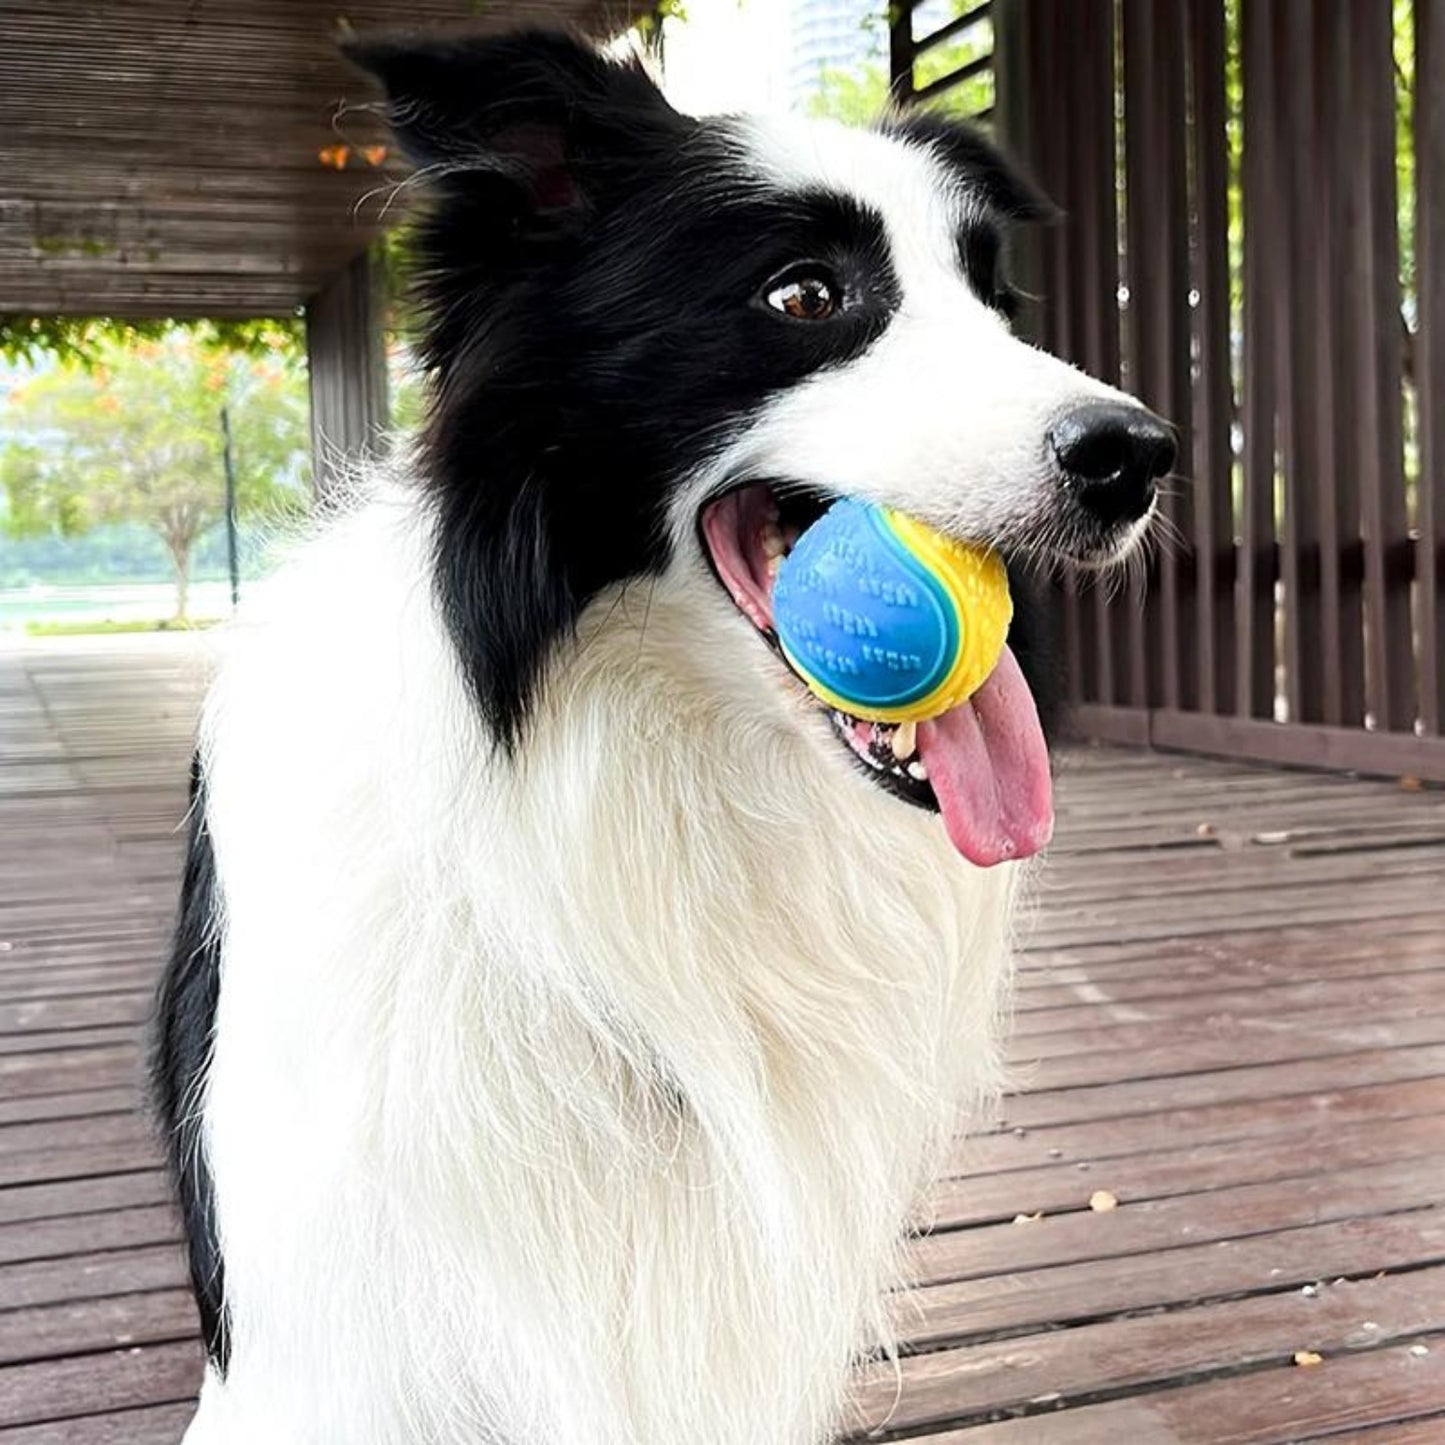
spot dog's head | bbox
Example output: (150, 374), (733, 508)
(351, 31), (1173, 865)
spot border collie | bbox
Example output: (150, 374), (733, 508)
(153, 30), (1172, 1444)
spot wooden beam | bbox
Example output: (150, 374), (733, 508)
(305, 250), (389, 496)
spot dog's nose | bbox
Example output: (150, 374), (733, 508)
(1048, 403), (1176, 528)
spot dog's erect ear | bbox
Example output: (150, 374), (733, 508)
(888, 113), (1057, 224)
(344, 30), (684, 216)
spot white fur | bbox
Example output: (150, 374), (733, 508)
(189, 476), (1018, 1444)
(179, 116), (1129, 1445)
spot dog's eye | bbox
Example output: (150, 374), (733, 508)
(764, 271), (841, 322)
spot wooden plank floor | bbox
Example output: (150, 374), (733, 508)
(3, 632), (1444, 1443)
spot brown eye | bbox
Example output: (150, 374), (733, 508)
(765, 273), (840, 321)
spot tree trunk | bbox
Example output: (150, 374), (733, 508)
(167, 541), (192, 623)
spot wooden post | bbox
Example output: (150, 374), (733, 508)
(1420, 0), (1445, 735)
(305, 248), (389, 497)
(1238, 0), (1279, 722)
(888, 2), (916, 105)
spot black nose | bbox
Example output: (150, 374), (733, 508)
(1048, 403), (1177, 529)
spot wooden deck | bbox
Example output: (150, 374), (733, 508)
(2, 632), (1443, 1443)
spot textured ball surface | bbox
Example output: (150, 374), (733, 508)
(772, 499), (1012, 723)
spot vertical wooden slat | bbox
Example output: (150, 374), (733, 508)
(1055, 0), (1088, 708)
(1237, 0), (1279, 720)
(888, 1), (916, 105)
(1352, 0), (1416, 733)
(1275, 0), (1325, 724)
(1122, 0), (1193, 711)
(1321, 4), (1367, 727)
(1307, 12), (1345, 726)
(1187, 0), (1234, 716)
(1111, 4), (1144, 712)
(1117, 0), (1150, 713)
(1420, 0), (1445, 734)
(1029, 0), (1105, 708)
(1077, 0), (1121, 390)
(1084, 0), (1120, 711)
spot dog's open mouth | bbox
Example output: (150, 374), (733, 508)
(700, 482), (1054, 867)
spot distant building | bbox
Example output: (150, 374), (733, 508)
(786, 0), (881, 110)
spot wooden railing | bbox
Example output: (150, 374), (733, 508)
(901, 0), (1444, 782)
(888, 0), (995, 118)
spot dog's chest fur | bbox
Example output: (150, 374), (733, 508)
(190, 486), (1019, 1443)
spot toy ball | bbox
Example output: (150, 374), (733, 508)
(772, 499), (1012, 724)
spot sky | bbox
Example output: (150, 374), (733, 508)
(658, 0), (798, 117)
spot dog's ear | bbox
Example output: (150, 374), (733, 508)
(887, 113), (1057, 224)
(345, 30), (685, 219)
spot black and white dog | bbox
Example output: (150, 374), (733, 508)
(154, 30), (1172, 1444)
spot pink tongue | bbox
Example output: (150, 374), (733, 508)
(916, 646), (1054, 867)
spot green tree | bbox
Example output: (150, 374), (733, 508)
(1, 332), (309, 619)
(803, 2), (994, 126)
(0, 316), (303, 370)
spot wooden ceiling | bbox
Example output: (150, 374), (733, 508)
(0, 0), (616, 319)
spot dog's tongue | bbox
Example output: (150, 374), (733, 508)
(916, 646), (1053, 867)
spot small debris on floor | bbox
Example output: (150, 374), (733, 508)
(1012, 1211), (1044, 1225)
(1088, 1189), (1118, 1212)
(1293, 1350), (1324, 1367)
(1195, 822), (1216, 837)
(1410, 1344), (1431, 1358)
(1301, 1283), (1320, 1298)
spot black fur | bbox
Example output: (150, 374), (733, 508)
(348, 31), (1034, 750)
(152, 756), (229, 1371)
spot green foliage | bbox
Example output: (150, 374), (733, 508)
(1395, 0), (1417, 308)
(911, 1), (995, 120)
(806, 65), (889, 126)
(1, 332), (309, 617)
(26, 616), (221, 637)
(0, 315), (303, 370)
(804, 1), (993, 127)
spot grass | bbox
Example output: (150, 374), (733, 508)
(24, 617), (222, 637)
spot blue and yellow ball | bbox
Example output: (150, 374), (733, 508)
(772, 499), (1012, 724)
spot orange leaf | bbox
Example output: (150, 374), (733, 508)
(318, 145), (350, 170)
(362, 145), (388, 166)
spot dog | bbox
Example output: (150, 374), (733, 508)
(152, 29), (1172, 1444)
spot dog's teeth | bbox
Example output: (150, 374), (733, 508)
(761, 523), (785, 560)
(907, 760), (928, 782)
(892, 721), (917, 761)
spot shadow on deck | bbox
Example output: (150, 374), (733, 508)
(2, 633), (1443, 1443)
